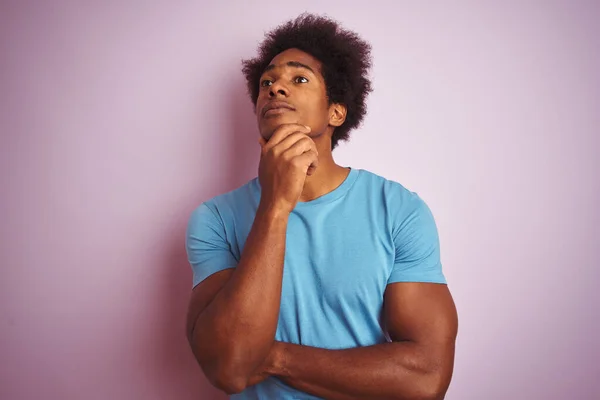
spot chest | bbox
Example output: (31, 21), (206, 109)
(281, 210), (395, 310)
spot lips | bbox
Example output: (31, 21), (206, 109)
(262, 101), (295, 117)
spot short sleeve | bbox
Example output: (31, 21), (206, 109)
(388, 197), (446, 285)
(185, 203), (238, 288)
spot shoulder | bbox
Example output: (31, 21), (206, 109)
(188, 177), (259, 230)
(353, 169), (438, 240)
(354, 169), (429, 211)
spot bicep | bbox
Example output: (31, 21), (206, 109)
(384, 283), (458, 395)
(186, 268), (234, 343)
(185, 202), (238, 341)
(384, 282), (458, 348)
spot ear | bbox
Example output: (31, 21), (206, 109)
(328, 103), (347, 127)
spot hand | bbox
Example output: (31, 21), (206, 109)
(258, 124), (319, 214)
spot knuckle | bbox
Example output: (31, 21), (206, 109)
(282, 151), (293, 162)
(271, 146), (283, 157)
(298, 137), (311, 148)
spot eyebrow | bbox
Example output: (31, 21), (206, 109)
(262, 61), (316, 75)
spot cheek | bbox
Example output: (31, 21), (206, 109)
(303, 94), (329, 119)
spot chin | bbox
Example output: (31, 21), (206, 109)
(260, 116), (302, 139)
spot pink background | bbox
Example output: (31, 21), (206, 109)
(1, 1), (599, 399)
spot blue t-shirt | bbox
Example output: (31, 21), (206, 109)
(185, 168), (446, 399)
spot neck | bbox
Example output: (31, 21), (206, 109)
(298, 135), (350, 203)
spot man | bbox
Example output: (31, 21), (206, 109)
(185, 13), (458, 400)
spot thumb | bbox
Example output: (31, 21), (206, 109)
(258, 136), (267, 147)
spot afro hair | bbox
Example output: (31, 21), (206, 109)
(242, 13), (373, 149)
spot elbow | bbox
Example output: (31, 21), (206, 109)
(205, 360), (250, 395)
(391, 370), (448, 400)
(190, 333), (270, 395)
(189, 337), (250, 394)
(211, 368), (247, 395)
(417, 372), (450, 400)
(421, 390), (446, 400)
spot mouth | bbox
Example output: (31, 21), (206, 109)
(262, 101), (295, 117)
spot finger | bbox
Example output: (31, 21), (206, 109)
(292, 150), (319, 172)
(265, 124), (310, 153)
(281, 136), (317, 159)
(264, 124), (311, 152)
(309, 156), (319, 170)
(308, 155), (319, 172)
(274, 133), (317, 156)
(258, 136), (267, 148)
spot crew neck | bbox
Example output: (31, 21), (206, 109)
(254, 168), (360, 209)
(296, 167), (359, 207)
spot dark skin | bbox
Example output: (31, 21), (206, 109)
(186, 48), (458, 399)
(256, 48), (351, 201)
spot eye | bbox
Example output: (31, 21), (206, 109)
(260, 79), (273, 87)
(294, 76), (309, 84)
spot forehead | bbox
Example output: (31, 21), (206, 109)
(266, 48), (323, 74)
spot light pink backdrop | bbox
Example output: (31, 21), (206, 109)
(1, 1), (598, 399)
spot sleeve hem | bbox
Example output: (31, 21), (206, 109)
(387, 272), (447, 285)
(192, 264), (236, 288)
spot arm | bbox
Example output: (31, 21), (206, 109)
(252, 194), (457, 398)
(254, 282), (458, 400)
(186, 204), (289, 394)
(186, 124), (318, 394)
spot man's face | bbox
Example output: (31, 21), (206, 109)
(256, 48), (331, 141)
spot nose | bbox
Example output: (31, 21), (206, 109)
(269, 80), (289, 98)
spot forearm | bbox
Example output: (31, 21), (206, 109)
(270, 341), (452, 400)
(192, 202), (289, 387)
